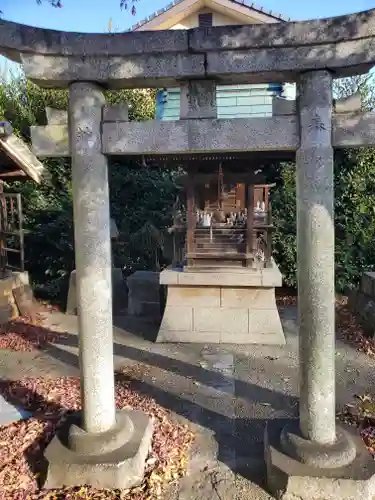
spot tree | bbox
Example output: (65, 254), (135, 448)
(2, 69), (375, 302)
(271, 73), (375, 291)
(1, 0), (138, 16)
(333, 73), (375, 111)
(40, 0), (138, 14)
(333, 73), (375, 289)
(37, 0), (63, 7)
(0, 72), (179, 304)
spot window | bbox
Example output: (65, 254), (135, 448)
(198, 13), (213, 28)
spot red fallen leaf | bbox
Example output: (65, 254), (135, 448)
(276, 292), (375, 361)
(276, 294), (297, 308)
(339, 394), (375, 458)
(335, 301), (375, 358)
(0, 376), (194, 499)
(0, 319), (66, 352)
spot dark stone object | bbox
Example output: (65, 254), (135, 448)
(348, 290), (375, 338)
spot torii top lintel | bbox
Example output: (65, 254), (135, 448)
(0, 9), (374, 88)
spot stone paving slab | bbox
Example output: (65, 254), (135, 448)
(0, 350), (79, 378)
(0, 394), (31, 425)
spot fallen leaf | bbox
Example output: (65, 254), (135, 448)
(0, 318), (64, 352)
(0, 375), (195, 499)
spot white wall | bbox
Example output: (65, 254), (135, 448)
(170, 7), (258, 29)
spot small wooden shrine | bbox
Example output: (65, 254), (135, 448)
(169, 157), (276, 271)
(152, 152), (285, 345)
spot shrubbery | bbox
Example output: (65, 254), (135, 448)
(1, 73), (375, 303)
(271, 150), (375, 290)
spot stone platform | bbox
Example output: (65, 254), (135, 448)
(44, 409), (153, 490)
(156, 261), (285, 344)
(265, 419), (375, 500)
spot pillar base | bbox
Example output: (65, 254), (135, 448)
(280, 420), (356, 469)
(265, 419), (375, 500)
(43, 409), (153, 490)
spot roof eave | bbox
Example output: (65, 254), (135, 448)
(131, 0), (289, 32)
(0, 135), (47, 184)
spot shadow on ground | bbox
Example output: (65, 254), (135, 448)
(39, 328), (298, 486)
(1, 300), (371, 496)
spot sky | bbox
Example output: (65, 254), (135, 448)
(1, 0), (375, 33)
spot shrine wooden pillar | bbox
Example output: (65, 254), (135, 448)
(265, 196), (273, 266)
(186, 167), (196, 267)
(0, 182), (6, 274)
(246, 183), (255, 268)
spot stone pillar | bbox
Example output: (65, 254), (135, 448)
(69, 82), (115, 434)
(296, 70), (336, 445)
(180, 80), (217, 120)
(265, 71), (375, 500)
(42, 83), (153, 490)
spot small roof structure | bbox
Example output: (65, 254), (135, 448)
(131, 0), (290, 31)
(0, 120), (46, 183)
(125, 151), (294, 168)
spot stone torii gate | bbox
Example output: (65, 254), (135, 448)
(2, 9), (375, 499)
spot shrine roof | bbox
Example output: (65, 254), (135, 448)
(123, 151), (295, 166)
(130, 0), (289, 32)
(0, 121), (46, 183)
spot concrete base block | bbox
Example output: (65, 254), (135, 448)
(156, 265), (285, 344)
(265, 419), (375, 500)
(66, 268), (127, 316)
(43, 409), (153, 490)
(157, 329), (286, 344)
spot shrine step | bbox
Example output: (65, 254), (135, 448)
(194, 249), (245, 255)
(188, 252), (249, 259)
(184, 264), (255, 272)
(194, 228), (245, 232)
(194, 232), (245, 238)
(194, 241), (245, 249)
